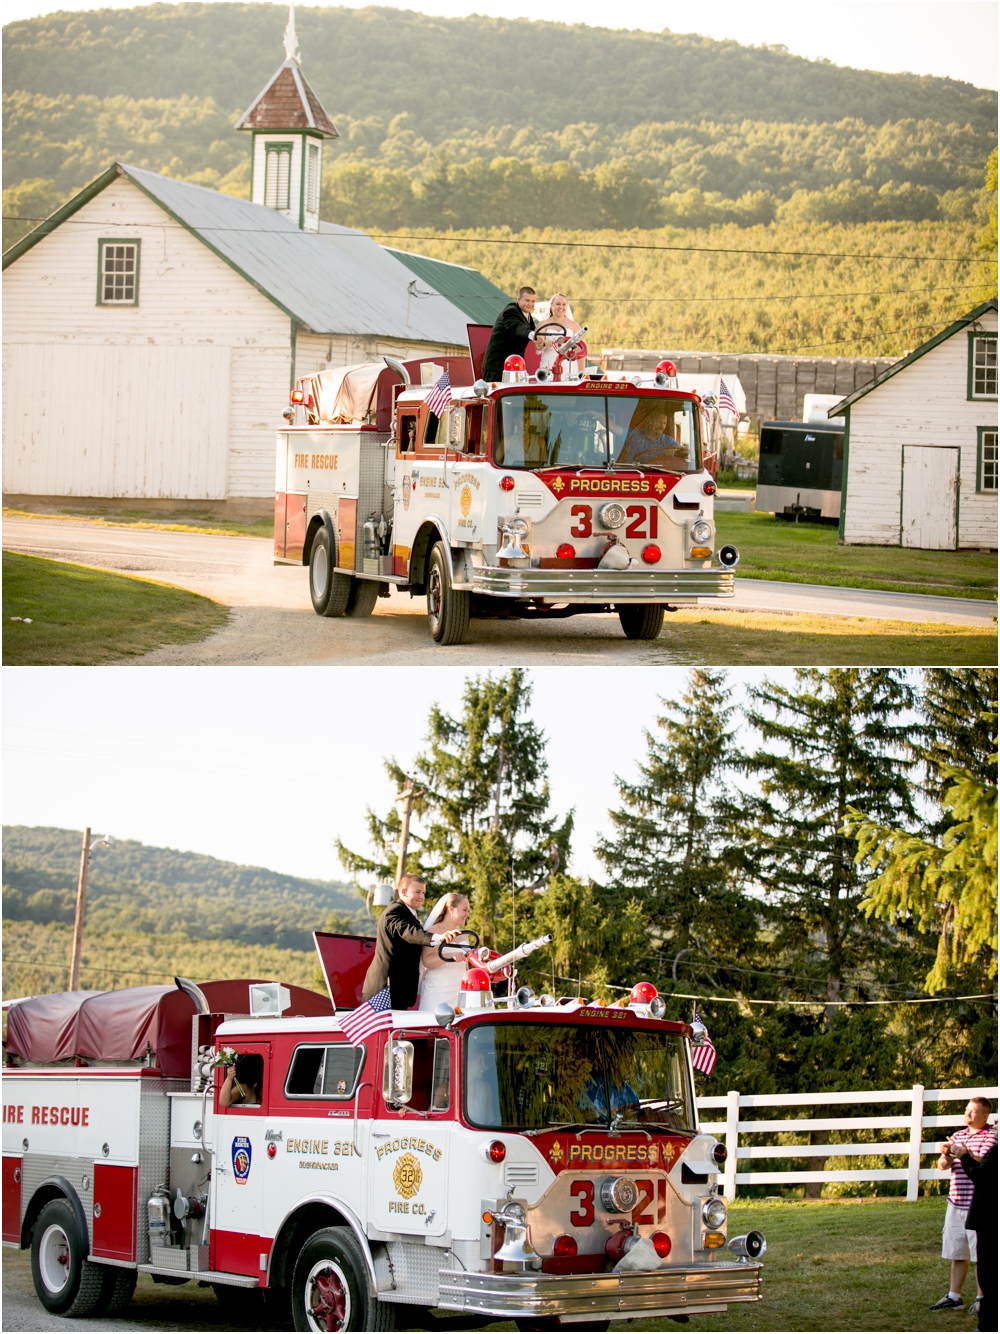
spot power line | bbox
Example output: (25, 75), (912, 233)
(3, 216), (993, 263)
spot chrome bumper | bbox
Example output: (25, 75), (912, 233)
(470, 566), (735, 602)
(437, 1261), (763, 1319)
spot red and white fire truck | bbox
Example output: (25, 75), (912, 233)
(274, 325), (741, 645)
(3, 936), (766, 1330)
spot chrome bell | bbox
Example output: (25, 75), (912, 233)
(494, 1208), (542, 1271)
(497, 519), (530, 568)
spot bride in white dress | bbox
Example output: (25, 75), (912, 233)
(417, 893), (471, 1011)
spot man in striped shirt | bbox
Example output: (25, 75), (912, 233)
(929, 1097), (997, 1315)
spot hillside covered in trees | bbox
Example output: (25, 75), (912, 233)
(3, 4), (996, 235)
(2, 825), (364, 952)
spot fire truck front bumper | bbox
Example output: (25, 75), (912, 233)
(437, 1261), (763, 1321)
(470, 566), (735, 602)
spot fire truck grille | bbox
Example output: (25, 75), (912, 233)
(472, 567), (736, 602)
(437, 1261), (763, 1317)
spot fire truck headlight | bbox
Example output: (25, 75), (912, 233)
(702, 1197), (728, 1229)
(598, 502), (627, 529)
(690, 520), (713, 544)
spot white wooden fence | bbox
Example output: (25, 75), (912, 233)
(696, 1085), (999, 1202)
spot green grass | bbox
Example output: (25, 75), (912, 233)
(613, 1198), (955, 1333)
(662, 610), (994, 666)
(718, 511), (998, 600)
(3, 505), (274, 538)
(2, 552), (228, 664)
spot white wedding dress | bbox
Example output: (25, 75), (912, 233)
(417, 958), (468, 1011)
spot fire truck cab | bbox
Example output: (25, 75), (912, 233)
(3, 952), (766, 1330)
(274, 332), (741, 645)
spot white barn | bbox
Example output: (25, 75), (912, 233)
(1, 24), (508, 511)
(834, 299), (997, 550)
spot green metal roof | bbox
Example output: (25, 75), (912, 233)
(385, 248), (511, 325)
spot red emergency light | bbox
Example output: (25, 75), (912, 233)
(641, 544), (661, 564)
(655, 360), (677, 377)
(504, 355), (526, 373)
(500, 475), (516, 492)
(629, 982), (658, 1004)
(702, 479), (717, 496)
(556, 543), (576, 559)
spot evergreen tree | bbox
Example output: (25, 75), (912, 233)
(337, 670), (573, 951)
(737, 669), (918, 1019)
(595, 669), (752, 978)
(915, 668), (997, 806)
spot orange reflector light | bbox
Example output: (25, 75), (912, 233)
(651, 1232), (672, 1258)
(500, 475), (516, 491)
(556, 543), (576, 559)
(482, 1211), (494, 1225)
(553, 1235), (578, 1257)
(691, 546), (712, 558)
(488, 1140), (506, 1163)
(704, 1232), (726, 1249)
(290, 389), (305, 403)
(641, 545), (661, 564)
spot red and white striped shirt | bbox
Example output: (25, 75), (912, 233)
(947, 1124), (998, 1208)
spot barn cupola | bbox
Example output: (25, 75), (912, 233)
(235, 3), (338, 232)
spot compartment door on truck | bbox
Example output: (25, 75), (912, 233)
(449, 404), (489, 544)
(211, 1042), (271, 1279)
(369, 1032), (453, 1238)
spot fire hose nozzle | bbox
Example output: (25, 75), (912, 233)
(485, 934), (553, 974)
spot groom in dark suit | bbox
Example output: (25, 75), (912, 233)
(362, 874), (462, 1009)
(482, 287), (537, 381)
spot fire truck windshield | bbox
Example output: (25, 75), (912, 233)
(494, 394), (700, 473)
(463, 1023), (695, 1134)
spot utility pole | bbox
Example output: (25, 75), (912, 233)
(69, 828), (113, 991)
(394, 779), (419, 887)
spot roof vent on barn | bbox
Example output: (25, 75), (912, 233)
(235, 2), (339, 233)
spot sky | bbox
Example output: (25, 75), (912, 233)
(2, 0), (997, 89)
(4, 665), (791, 888)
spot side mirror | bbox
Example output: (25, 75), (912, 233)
(383, 1040), (414, 1105)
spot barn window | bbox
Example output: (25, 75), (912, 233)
(306, 143), (321, 214)
(978, 428), (998, 493)
(968, 333), (997, 400)
(97, 240), (139, 306)
(264, 144), (293, 210)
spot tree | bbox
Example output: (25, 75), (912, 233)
(596, 669), (747, 980)
(736, 669), (918, 1021)
(337, 671), (573, 952)
(846, 695), (998, 993)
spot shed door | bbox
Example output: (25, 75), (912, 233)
(2, 344), (231, 499)
(901, 446), (958, 550)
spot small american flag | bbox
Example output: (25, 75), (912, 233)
(425, 370), (452, 419)
(717, 379), (738, 418)
(340, 986), (393, 1048)
(690, 1010), (718, 1077)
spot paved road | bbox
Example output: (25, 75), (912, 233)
(4, 517), (994, 666)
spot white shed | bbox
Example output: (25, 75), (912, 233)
(1, 24), (510, 510)
(834, 299), (997, 550)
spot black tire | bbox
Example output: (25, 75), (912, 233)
(345, 578), (379, 618)
(309, 527), (353, 617)
(618, 603), (665, 640)
(30, 1198), (106, 1316)
(95, 1264), (138, 1315)
(291, 1226), (394, 1333)
(426, 543), (470, 645)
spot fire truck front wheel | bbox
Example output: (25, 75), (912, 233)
(309, 528), (353, 617)
(291, 1226), (394, 1333)
(427, 543), (470, 645)
(30, 1198), (107, 1316)
(618, 603), (665, 640)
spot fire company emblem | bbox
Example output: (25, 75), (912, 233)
(232, 1136), (252, 1185)
(392, 1152), (422, 1199)
(460, 485), (472, 517)
(551, 477), (565, 493)
(548, 1141), (565, 1165)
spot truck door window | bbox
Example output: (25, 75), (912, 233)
(398, 414), (416, 454)
(466, 405), (485, 455)
(431, 1038), (451, 1110)
(384, 1033), (450, 1113)
(216, 1045), (269, 1115)
(422, 407), (464, 450)
(285, 1043), (365, 1099)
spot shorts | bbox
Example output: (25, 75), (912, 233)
(942, 1202), (978, 1261)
